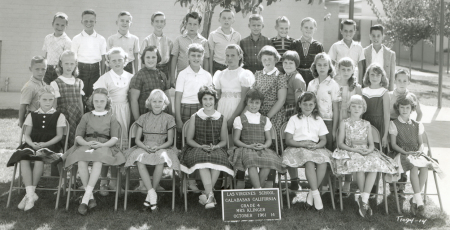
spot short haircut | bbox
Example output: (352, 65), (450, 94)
(197, 85), (218, 105)
(225, 44), (244, 66)
(257, 45), (281, 62)
(53, 12), (68, 24)
(395, 68), (411, 81)
(145, 89), (170, 110)
(336, 57), (357, 91)
(296, 91), (320, 120)
(276, 16), (290, 26)
(340, 19), (356, 30)
(88, 88), (112, 111)
(249, 14), (263, 23)
(244, 89), (265, 106)
(363, 63), (389, 88)
(180, 12), (202, 34)
(56, 50), (78, 77)
(301, 17), (317, 28)
(282, 51), (300, 68)
(30, 56), (47, 67)
(219, 9), (234, 17)
(81, 9), (96, 18)
(37, 85), (56, 99)
(151, 11), (165, 22)
(370, 24), (384, 35)
(140, 46), (162, 65)
(187, 43), (205, 55)
(310, 52), (335, 78)
(107, 47), (128, 61)
(118, 11), (132, 20)
(348, 94), (367, 114)
(394, 93), (417, 114)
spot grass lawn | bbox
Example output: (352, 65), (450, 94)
(0, 112), (449, 229)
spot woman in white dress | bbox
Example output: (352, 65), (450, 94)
(213, 44), (255, 129)
(93, 47), (134, 195)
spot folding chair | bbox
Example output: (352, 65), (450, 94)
(390, 131), (443, 214)
(65, 124), (123, 211)
(123, 122), (177, 211)
(6, 119), (70, 210)
(180, 119), (233, 212)
(335, 125), (388, 213)
(277, 122), (336, 210)
(230, 127), (284, 208)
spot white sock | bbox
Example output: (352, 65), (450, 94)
(90, 192), (94, 200)
(312, 189), (323, 210)
(149, 188), (157, 206)
(306, 190), (314, 205)
(414, 193), (424, 206)
(412, 195), (417, 204)
(361, 192), (370, 203)
(82, 185), (94, 204)
(25, 186), (33, 198)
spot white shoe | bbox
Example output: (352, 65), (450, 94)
(199, 193), (207, 205)
(205, 193), (216, 209)
(18, 195), (28, 210)
(24, 194), (37, 211)
(292, 194), (302, 204)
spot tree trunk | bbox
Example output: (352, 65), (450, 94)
(201, 2), (217, 39)
(409, 47), (413, 75)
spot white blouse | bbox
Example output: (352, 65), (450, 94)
(233, 111), (272, 131)
(284, 114), (329, 142)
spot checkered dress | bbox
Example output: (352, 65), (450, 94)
(228, 115), (286, 173)
(179, 114), (234, 175)
(55, 78), (83, 148)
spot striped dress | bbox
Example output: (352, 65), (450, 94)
(228, 114), (286, 174)
(179, 113), (234, 176)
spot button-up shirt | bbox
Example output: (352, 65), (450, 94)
(107, 31), (140, 63)
(172, 33), (210, 77)
(285, 114), (329, 142)
(71, 30), (107, 64)
(42, 32), (72, 65)
(328, 39), (365, 65)
(175, 66), (212, 104)
(307, 76), (340, 120)
(20, 76), (45, 112)
(371, 45), (384, 67)
(240, 34), (272, 73)
(208, 27), (241, 64)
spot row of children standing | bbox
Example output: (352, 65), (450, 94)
(10, 7), (440, 219)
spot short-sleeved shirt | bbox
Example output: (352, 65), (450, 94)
(285, 71), (306, 105)
(213, 67), (254, 91)
(107, 32), (140, 63)
(20, 76), (45, 112)
(141, 33), (173, 65)
(50, 76), (85, 98)
(175, 66), (212, 104)
(328, 40), (365, 65)
(389, 89), (419, 119)
(42, 32), (72, 65)
(307, 76), (340, 120)
(71, 30), (107, 64)
(233, 111), (272, 131)
(388, 116), (424, 136)
(129, 67), (170, 115)
(284, 114), (329, 142)
(208, 27), (241, 65)
(24, 108), (67, 127)
(172, 33), (210, 77)
(240, 34), (272, 73)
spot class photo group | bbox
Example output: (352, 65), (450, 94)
(7, 7), (442, 220)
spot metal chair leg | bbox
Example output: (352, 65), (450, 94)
(284, 173), (290, 209)
(433, 171), (443, 213)
(18, 163), (22, 195)
(172, 171), (176, 211)
(278, 173), (283, 209)
(114, 168), (120, 211)
(383, 175), (388, 214)
(393, 182), (402, 214)
(55, 166), (64, 210)
(124, 167), (129, 211)
(328, 175), (335, 210)
(184, 174), (188, 212)
(6, 164), (18, 208)
(338, 177), (343, 211)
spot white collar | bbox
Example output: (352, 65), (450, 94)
(339, 39), (358, 47)
(372, 45), (384, 54)
(216, 27), (236, 36)
(117, 31), (130, 38)
(35, 108), (56, 114)
(109, 70), (130, 86)
(52, 32), (68, 38)
(92, 110), (108, 116)
(81, 30), (98, 37)
(185, 65), (205, 75)
(196, 108), (221, 120)
(263, 68), (277, 75)
(244, 111), (261, 117)
(398, 116), (412, 124)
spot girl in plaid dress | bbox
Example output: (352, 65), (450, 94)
(389, 94), (441, 216)
(179, 86), (234, 209)
(228, 89), (285, 189)
(63, 88), (125, 215)
(7, 86), (66, 211)
(282, 92), (334, 212)
(50, 50), (84, 148)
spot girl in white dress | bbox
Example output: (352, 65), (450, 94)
(93, 47), (134, 195)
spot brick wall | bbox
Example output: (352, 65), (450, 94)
(0, 0), (337, 92)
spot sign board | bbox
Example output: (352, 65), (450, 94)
(221, 188), (281, 222)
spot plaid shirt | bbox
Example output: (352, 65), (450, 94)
(129, 67), (170, 115)
(240, 34), (271, 73)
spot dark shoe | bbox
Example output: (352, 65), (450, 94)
(358, 197), (367, 218)
(410, 198), (417, 215)
(88, 199), (97, 209)
(78, 203), (88, 215)
(290, 179), (300, 191)
(141, 201), (151, 212)
(304, 202), (313, 210)
(367, 203), (373, 216)
(315, 207), (324, 215)
(150, 204), (159, 212)
(417, 205), (425, 216)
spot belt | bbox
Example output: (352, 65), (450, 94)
(85, 132), (110, 139)
(298, 68), (310, 71)
(79, 62), (100, 66)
